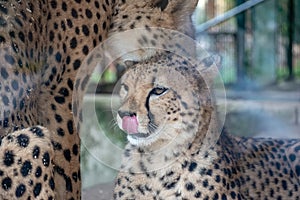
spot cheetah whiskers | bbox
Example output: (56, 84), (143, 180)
(148, 122), (158, 134)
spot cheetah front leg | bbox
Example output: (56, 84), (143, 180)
(0, 126), (55, 200)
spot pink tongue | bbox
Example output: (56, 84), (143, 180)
(122, 116), (139, 134)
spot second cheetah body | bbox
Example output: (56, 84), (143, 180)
(0, 0), (198, 199)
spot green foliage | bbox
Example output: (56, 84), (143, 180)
(276, 61), (300, 80)
(95, 103), (127, 148)
(90, 66), (118, 84)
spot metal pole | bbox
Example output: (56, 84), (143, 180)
(287, 0), (295, 80)
(236, 0), (246, 85)
(196, 0), (266, 32)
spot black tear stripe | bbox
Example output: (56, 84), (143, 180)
(145, 92), (156, 133)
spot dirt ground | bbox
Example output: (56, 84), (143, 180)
(83, 182), (114, 200)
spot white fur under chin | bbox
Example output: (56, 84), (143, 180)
(127, 131), (161, 146)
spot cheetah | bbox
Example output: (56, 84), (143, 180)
(114, 53), (300, 199)
(0, 0), (198, 199)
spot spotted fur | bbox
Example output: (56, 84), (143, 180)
(114, 53), (300, 199)
(0, 0), (198, 199)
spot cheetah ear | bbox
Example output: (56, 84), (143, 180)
(197, 54), (222, 85)
(160, 0), (199, 38)
(154, 0), (198, 13)
(153, 0), (169, 11)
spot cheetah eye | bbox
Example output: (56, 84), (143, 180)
(124, 60), (138, 67)
(119, 83), (129, 99)
(150, 87), (168, 96)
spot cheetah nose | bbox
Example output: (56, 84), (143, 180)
(118, 111), (136, 118)
(118, 111), (139, 134)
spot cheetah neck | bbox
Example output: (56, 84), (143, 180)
(120, 112), (222, 174)
(120, 135), (221, 175)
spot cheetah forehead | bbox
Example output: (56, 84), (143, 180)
(122, 54), (209, 92)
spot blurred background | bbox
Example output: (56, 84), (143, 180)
(81, 0), (300, 196)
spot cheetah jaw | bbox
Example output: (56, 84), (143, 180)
(127, 130), (161, 147)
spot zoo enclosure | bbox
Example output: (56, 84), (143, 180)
(195, 0), (300, 88)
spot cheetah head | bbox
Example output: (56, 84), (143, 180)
(116, 53), (221, 148)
